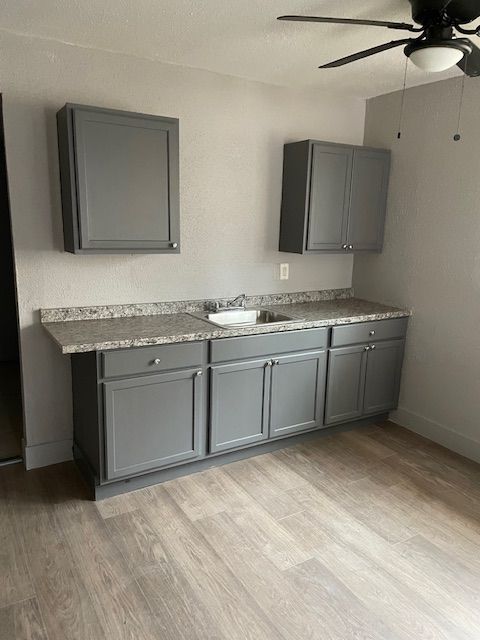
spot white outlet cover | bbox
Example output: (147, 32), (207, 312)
(279, 263), (289, 280)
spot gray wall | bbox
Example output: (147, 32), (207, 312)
(353, 76), (480, 463)
(0, 30), (366, 466)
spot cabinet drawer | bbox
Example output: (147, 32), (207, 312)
(210, 328), (328, 363)
(331, 317), (408, 347)
(101, 342), (204, 378)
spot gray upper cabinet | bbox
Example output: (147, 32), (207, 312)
(347, 149), (390, 251)
(269, 350), (327, 438)
(210, 359), (270, 453)
(103, 367), (203, 480)
(279, 140), (390, 254)
(307, 144), (352, 251)
(57, 104), (180, 254)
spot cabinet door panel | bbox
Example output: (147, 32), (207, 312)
(347, 149), (390, 251)
(307, 144), (353, 251)
(210, 359), (270, 453)
(60, 104), (180, 253)
(325, 345), (367, 425)
(269, 351), (327, 438)
(104, 369), (202, 480)
(364, 339), (405, 415)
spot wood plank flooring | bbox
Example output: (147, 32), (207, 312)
(1, 421), (480, 639)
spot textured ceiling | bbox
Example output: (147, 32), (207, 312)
(1, 0), (479, 98)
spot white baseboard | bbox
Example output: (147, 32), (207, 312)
(23, 438), (73, 470)
(391, 408), (480, 464)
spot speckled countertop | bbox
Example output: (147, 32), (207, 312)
(43, 298), (410, 354)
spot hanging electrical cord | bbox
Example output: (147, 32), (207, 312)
(454, 56), (468, 141)
(397, 56), (409, 139)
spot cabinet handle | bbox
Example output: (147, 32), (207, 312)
(369, 330), (376, 336)
(265, 360), (273, 367)
(274, 359), (280, 365)
(342, 244), (348, 250)
(370, 344), (376, 350)
(364, 346), (371, 351)
(171, 242), (178, 249)
(348, 244), (353, 250)
(196, 370), (203, 376)
(152, 358), (161, 365)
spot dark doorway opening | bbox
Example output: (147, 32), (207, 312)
(0, 95), (23, 464)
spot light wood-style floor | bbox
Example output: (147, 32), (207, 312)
(2, 421), (480, 640)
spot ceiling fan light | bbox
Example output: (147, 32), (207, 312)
(408, 46), (464, 72)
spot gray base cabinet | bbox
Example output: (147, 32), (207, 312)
(104, 368), (203, 480)
(324, 345), (367, 425)
(269, 351), (326, 438)
(279, 140), (390, 255)
(70, 319), (407, 499)
(325, 338), (405, 426)
(210, 359), (270, 453)
(363, 340), (405, 415)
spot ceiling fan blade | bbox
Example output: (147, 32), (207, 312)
(458, 41), (480, 75)
(319, 39), (414, 68)
(446, 0), (480, 23)
(277, 15), (420, 31)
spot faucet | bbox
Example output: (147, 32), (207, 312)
(213, 293), (247, 312)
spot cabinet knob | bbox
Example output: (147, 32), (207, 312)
(152, 358), (161, 365)
(196, 370), (203, 376)
(171, 242), (178, 249)
(364, 346), (370, 351)
(342, 244), (348, 250)
(274, 359), (280, 365)
(265, 360), (272, 367)
(348, 244), (353, 250)
(370, 344), (376, 350)
(369, 330), (375, 336)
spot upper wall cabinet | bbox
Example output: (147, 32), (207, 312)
(279, 140), (390, 254)
(57, 104), (180, 254)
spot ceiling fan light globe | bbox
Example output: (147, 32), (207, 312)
(408, 46), (464, 72)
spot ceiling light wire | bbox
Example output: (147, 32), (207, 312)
(397, 56), (409, 139)
(454, 56), (468, 141)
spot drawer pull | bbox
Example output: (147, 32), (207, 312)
(152, 358), (161, 365)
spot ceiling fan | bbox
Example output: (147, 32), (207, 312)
(278, 0), (480, 76)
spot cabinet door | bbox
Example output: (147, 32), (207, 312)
(104, 368), (202, 480)
(306, 144), (353, 251)
(210, 359), (270, 453)
(62, 104), (179, 253)
(269, 350), (327, 438)
(347, 148), (390, 251)
(364, 339), (405, 415)
(325, 345), (367, 425)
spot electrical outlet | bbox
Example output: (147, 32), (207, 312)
(279, 263), (289, 280)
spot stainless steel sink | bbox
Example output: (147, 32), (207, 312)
(190, 308), (302, 328)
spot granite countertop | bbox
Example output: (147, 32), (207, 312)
(43, 298), (410, 354)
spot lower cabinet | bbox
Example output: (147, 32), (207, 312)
(269, 351), (326, 438)
(210, 350), (327, 453)
(325, 339), (405, 425)
(209, 359), (270, 453)
(103, 367), (203, 479)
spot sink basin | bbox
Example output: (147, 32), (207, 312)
(191, 308), (302, 328)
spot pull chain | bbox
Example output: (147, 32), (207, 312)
(397, 56), (409, 140)
(454, 57), (467, 141)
